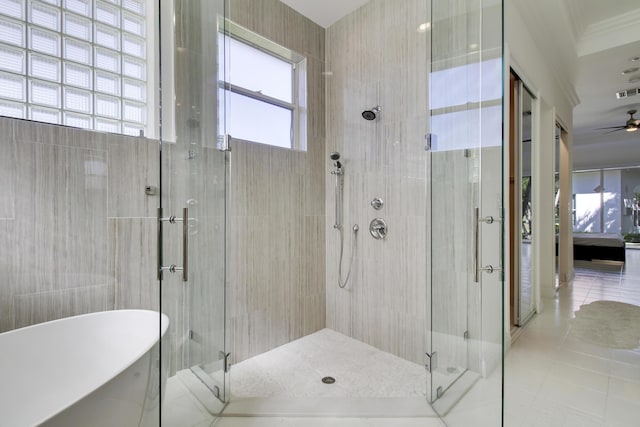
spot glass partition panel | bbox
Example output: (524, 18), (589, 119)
(159, 0), (229, 422)
(0, 1), (165, 425)
(428, 0), (503, 424)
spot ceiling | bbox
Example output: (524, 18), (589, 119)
(280, 0), (369, 28)
(282, 0), (640, 169)
(567, 0), (640, 169)
(564, 0), (640, 37)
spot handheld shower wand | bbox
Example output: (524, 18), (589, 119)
(329, 152), (358, 288)
(329, 152), (342, 228)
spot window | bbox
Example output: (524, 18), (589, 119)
(218, 20), (307, 150)
(572, 169), (622, 233)
(0, 0), (150, 136)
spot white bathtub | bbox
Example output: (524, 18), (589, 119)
(0, 310), (169, 427)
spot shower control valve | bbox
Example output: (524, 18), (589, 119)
(369, 218), (388, 240)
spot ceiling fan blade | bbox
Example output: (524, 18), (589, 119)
(595, 126), (626, 130)
(603, 128), (625, 134)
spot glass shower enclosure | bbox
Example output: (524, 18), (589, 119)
(157, 0), (230, 417)
(0, 0), (503, 424)
(428, 0), (504, 423)
(159, 0), (506, 423)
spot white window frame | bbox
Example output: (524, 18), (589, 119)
(218, 18), (307, 151)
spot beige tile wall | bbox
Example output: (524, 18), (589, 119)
(0, 117), (161, 334)
(0, 116), (195, 374)
(227, 0), (327, 363)
(325, 0), (430, 365)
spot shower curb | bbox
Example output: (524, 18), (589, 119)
(221, 397), (437, 418)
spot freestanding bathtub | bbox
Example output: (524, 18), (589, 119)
(0, 310), (169, 427)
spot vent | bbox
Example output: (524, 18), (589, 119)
(616, 88), (640, 99)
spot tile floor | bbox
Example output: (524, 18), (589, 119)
(499, 253), (640, 427)
(163, 251), (640, 427)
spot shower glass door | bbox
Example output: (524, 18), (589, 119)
(159, 0), (230, 419)
(428, 0), (504, 423)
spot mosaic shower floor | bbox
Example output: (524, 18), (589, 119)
(162, 329), (441, 426)
(230, 328), (427, 399)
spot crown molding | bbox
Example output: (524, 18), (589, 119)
(555, 69), (581, 109)
(560, 0), (584, 45)
(578, 8), (640, 56)
(511, 0), (580, 109)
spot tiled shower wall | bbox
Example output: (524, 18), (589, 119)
(0, 117), (160, 333)
(227, 0), (327, 363)
(0, 0), (326, 372)
(0, 116), (196, 374)
(325, 0), (430, 365)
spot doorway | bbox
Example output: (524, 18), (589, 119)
(509, 70), (536, 328)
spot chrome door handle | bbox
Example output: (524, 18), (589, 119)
(479, 215), (502, 224)
(474, 208), (503, 283)
(159, 207), (189, 282)
(479, 265), (503, 274)
(474, 208), (479, 282)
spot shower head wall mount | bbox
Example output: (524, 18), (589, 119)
(329, 151), (342, 170)
(362, 106), (381, 121)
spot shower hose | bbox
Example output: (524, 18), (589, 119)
(337, 224), (358, 288)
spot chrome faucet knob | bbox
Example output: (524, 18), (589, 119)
(371, 198), (384, 210)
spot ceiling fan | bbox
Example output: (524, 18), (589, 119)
(598, 110), (640, 134)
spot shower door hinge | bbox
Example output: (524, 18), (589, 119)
(217, 134), (232, 152)
(425, 352), (437, 373)
(220, 351), (232, 373)
(463, 330), (469, 341)
(425, 133), (437, 151)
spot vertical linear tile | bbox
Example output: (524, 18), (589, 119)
(13, 119), (107, 151)
(304, 215), (326, 297)
(225, 0), (327, 363)
(14, 137), (109, 295)
(0, 117), (16, 219)
(304, 137), (326, 216)
(110, 218), (158, 311)
(326, 0), (430, 365)
(188, 214), (227, 365)
(0, 220), (16, 332)
(1, 118), (119, 334)
(13, 284), (111, 329)
(0, 119), (15, 332)
(107, 136), (159, 218)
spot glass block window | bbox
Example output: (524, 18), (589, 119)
(0, 0), (148, 135)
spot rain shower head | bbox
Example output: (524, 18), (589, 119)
(362, 106), (381, 121)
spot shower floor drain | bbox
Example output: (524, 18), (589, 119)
(321, 376), (336, 384)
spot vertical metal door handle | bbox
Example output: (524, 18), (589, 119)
(182, 207), (188, 282)
(474, 207), (479, 283)
(158, 206), (189, 282)
(474, 209), (503, 283)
